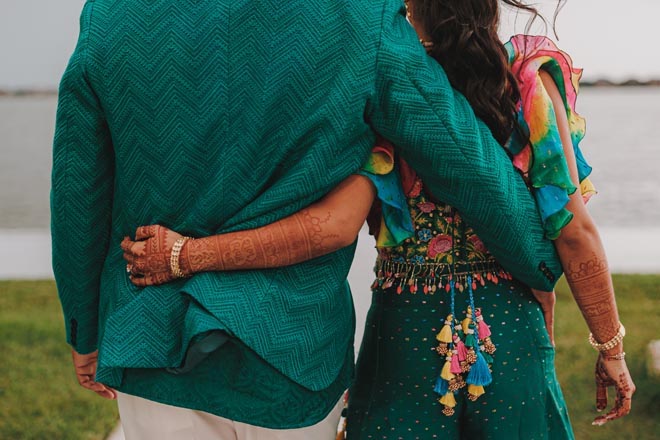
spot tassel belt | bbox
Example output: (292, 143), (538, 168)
(372, 256), (511, 416)
(372, 257), (512, 295)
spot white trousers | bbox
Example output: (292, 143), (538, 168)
(117, 392), (344, 440)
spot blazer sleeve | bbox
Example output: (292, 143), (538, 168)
(51, 2), (114, 354)
(367, 0), (561, 291)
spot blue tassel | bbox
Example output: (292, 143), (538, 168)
(434, 375), (449, 396)
(467, 351), (492, 386)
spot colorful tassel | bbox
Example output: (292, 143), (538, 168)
(483, 337), (496, 354)
(467, 351), (493, 387)
(439, 391), (457, 416)
(461, 307), (472, 334)
(480, 349), (494, 365)
(467, 384), (485, 401)
(448, 375), (466, 392)
(436, 343), (449, 356)
(440, 356), (455, 381)
(434, 375), (449, 396)
(450, 350), (462, 374)
(475, 308), (492, 339)
(453, 335), (468, 361)
(464, 328), (477, 348)
(436, 315), (454, 343)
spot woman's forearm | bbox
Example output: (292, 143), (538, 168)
(180, 174), (375, 272)
(540, 70), (622, 355)
(181, 209), (340, 271)
(555, 223), (621, 354)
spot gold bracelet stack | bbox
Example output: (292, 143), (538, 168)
(170, 237), (191, 278)
(588, 323), (625, 352)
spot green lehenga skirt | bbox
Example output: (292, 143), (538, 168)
(346, 277), (574, 440)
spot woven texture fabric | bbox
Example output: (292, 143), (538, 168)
(51, 0), (561, 405)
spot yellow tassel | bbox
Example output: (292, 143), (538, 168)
(439, 391), (457, 408)
(461, 307), (472, 334)
(467, 384), (485, 401)
(440, 357), (455, 381)
(436, 314), (454, 343)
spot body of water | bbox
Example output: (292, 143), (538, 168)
(1, 89), (659, 281)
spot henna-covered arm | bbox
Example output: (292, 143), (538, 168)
(540, 71), (621, 351)
(121, 174), (376, 286)
(541, 71), (634, 424)
(182, 175), (375, 273)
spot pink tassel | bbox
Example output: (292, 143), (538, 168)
(453, 335), (468, 362)
(450, 350), (462, 374)
(475, 309), (492, 339)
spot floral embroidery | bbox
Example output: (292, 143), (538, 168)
(408, 179), (422, 198)
(428, 234), (453, 258)
(410, 255), (426, 265)
(417, 201), (436, 213)
(468, 235), (487, 253)
(417, 228), (432, 242)
(379, 185), (493, 266)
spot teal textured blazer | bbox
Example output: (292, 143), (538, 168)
(52, 0), (561, 398)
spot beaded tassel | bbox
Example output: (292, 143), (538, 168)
(439, 391), (457, 416)
(467, 384), (485, 401)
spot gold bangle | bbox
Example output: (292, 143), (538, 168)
(170, 237), (191, 278)
(601, 351), (626, 361)
(588, 323), (625, 352)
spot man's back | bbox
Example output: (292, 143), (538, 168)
(94, 0), (378, 231)
(53, 0), (389, 409)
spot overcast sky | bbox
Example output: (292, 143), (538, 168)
(2, 0), (659, 89)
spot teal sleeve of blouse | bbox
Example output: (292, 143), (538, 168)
(368, 0), (561, 291)
(51, 2), (114, 354)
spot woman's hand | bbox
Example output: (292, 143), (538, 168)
(531, 289), (556, 346)
(121, 225), (184, 287)
(592, 354), (635, 426)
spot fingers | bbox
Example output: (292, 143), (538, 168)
(130, 274), (151, 287)
(595, 378), (608, 412)
(130, 272), (173, 287)
(78, 375), (117, 400)
(71, 349), (117, 400)
(594, 358), (611, 411)
(592, 358), (636, 425)
(121, 237), (146, 258)
(135, 225), (159, 241)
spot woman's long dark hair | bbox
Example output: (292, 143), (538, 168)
(409, 0), (563, 145)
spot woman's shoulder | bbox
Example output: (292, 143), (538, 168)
(504, 35), (582, 101)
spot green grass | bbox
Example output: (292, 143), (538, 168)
(0, 281), (118, 440)
(553, 275), (660, 440)
(1, 277), (658, 439)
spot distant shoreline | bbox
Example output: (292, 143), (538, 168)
(2, 79), (660, 97)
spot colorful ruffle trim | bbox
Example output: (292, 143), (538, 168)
(359, 141), (415, 247)
(505, 35), (595, 240)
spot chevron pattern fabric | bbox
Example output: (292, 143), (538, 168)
(51, 0), (561, 421)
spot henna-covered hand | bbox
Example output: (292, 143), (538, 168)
(121, 224), (184, 287)
(592, 355), (635, 426)
(120, 175), (375, 287)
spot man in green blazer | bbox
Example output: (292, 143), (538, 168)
(52, 0), (561, 436)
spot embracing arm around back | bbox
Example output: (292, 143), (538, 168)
(540, 70), (634, 424)
(122, 175), (375, 286)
